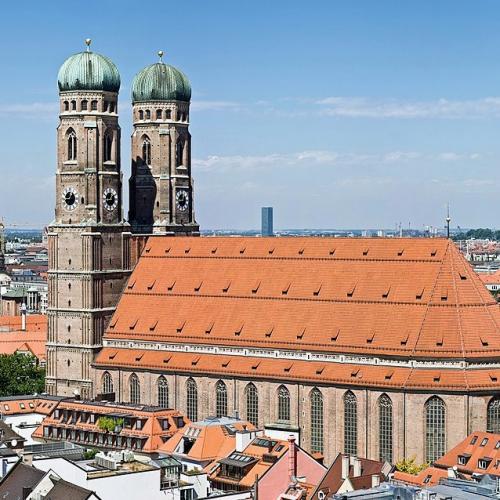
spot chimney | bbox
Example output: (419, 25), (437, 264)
(371, 474), (380, 488)
(288, 435), (297, 480)
(353, 457), (361, 477)
(21, 303), (27, 332)
(341, 455), (350, 479)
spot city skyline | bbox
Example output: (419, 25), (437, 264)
(1, 0), (500, 229)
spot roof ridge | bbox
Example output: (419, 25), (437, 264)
(410, 248), (447, 359)
(447, 241), (467, 363)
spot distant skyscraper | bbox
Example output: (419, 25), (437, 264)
(261, 207), (273, 237)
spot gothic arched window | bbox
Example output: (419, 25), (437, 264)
(129, 373), (140, 404)
(487, 397), (500, 433)
(104, 134), (113, 162)
(378, 394), (393, 463)
(310, 388), (324, 453)
(245, 383), (258, 427)
(425, 396), (446, 463)
(277, 385), (290, 422)
(102, 372), (113, 395)
(216, 380), (228, 418)
(67, 129), (77, 161)
(71, 100), (76, 110)
(186, 378), (198, 421)
(91, 100), (98, 111)
(344, 391), (358, 455)
(157, 376), (169, 408)
(63, 101), (69, 111)
(81, 99), (88, 111)
(142, 136), (151, 165)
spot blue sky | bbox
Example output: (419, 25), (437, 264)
(1, 0), (500, 229)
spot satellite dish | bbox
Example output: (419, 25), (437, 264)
(11, 439), (17, 448)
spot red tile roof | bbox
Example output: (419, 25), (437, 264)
(0, 315), (47, 361)
(394, 431), (500, 486)
(100, 237), (499, 361)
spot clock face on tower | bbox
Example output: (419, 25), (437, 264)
(62, 187), (78, 211)
(103, 188), (118, 211)
(176, 189), (189, 212)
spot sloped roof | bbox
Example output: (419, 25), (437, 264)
(101, 237), (500, 362)
(0, 314), (47, 361)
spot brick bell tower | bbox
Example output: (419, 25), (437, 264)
(129, 51), (199, 235)
(46, 40), (132, 398)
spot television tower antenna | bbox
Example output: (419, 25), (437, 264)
(446, 203), (451, 239)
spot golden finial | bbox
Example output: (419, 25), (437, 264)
(85, 38), (92, 51)
(158, 50), (164, 62)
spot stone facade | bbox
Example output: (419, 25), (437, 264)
(46, 88), (131, 398)
(128, 100), (199, 235)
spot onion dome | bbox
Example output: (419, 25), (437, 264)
(132, 51), (191, 103)
(57, 39), (120, 93)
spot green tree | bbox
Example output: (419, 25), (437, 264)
(395, 456), (428, 475)
(0, 354), (45, 397)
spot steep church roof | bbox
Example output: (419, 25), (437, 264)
(95, 237), (500, 391)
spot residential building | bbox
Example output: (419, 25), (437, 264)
(33, 399), (188, 454)
(0, 314), (47, 366)
(0, 461), (100, 500)
(311, 454), (392, 498)
(394, 431), (500, 487)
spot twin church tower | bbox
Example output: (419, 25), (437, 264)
(46, 41), (198, 397)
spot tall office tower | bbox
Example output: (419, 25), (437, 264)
(261, 207), (274, 237)
(46, 41), (132, 398)
(129, 52), (199, 235)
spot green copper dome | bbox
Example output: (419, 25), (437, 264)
(132, 62), (191, 103)
(58, 51), (121, 93)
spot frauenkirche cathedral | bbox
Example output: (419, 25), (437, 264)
(47, 42), (500, 466)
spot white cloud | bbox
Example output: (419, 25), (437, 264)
(193, 149), (481, 172)
(315, 97), (500, 119)
(0, 102), (57, 116)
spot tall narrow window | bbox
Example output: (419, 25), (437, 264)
(344, 391), (358, 455)
(139, 110), (144, 120)
(145, 109), (151, 120)
(81, 99), (88, 111)
(488, 397), (500, 433)
(142, 136), (151, 165)
(156, 109), (162, 120)
(277, 385), (290, 422)
(379, 394), (393, 463)
(186, 378), (198, 421)
(67, 130), (77, 161)
(425, 396), (446, 463)
(216, 380), (228, 418)
(129, 373), (140, 404)
(104, 134), (113, 162)
(176, 140), (183, 167)
(63, 101), (69, 111)
(157, 376), (169, 408)
(71, 100), (76, 111)
(91, 100), (98, 111)
(310, 388), (324, 454)
(166, 109), (172, 119)
(102, 372), (113, 394)
(246, 383), (259, 427)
